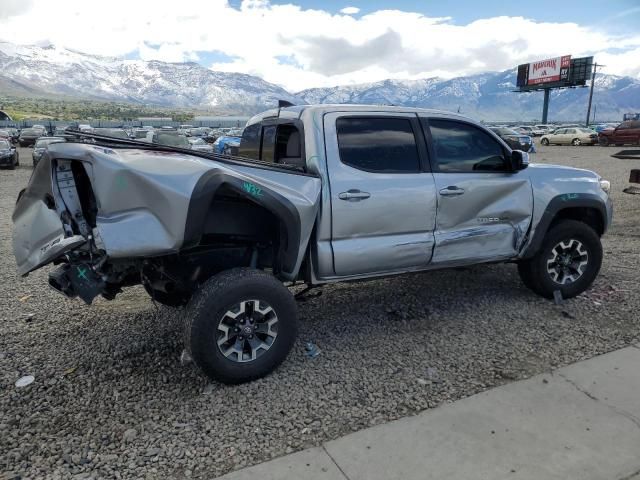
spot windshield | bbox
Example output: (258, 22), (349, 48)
(0, 140), (10, 149)
(35, 138), (65, 148)
(190, 138), (206, 145)
(21, 128), (40, 135)
(154, 132), (190, 147)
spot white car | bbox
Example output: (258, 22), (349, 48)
(188, 137), (214, 153)
(540, 127), (598, 146)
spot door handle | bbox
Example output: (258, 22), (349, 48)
(338, 189), (371, 201)
(439, 186), (465, 196)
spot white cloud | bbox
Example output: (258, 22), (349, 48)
(340, 6), (360, 15)
(0, 0), (638, 92)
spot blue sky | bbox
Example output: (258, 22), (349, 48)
(1, 0), (639, 91)
(265, 0), (640, 34)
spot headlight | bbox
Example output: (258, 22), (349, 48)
(599, 179), (611, 194)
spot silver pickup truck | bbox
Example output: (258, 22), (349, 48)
(13, 105), (613, 383)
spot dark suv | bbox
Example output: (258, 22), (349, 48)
(598, 121), (640, 146)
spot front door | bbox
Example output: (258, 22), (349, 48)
(423, 118), (533, 265)
(324, 112), (437, 277)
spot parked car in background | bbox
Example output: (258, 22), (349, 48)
(213, 135), (241, 155)
(489, 127), (535, 153)
(145, 130), (191, 148)
(514, 126), (542, 137)
(132, 128), (151, 140)
(187, 127), (211, 138)
(598, 120), (640, 146)
(0, 130), (12, 142)
(78, 124), (93, 133)
(18, 128), (44, 147)
(188, 137), (214, 153)
(32, 137), (67, 167)
(540, 128), (598, 146)
(0, 139), (19, 169)
(53, 126), (70, 137)
(3, 128), (20, 143)
(93, 128), (130, 140)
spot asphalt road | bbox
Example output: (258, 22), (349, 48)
(1, 143), (639, 479)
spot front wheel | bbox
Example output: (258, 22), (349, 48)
(518, 220), (602, 299)
(184, 268), (298, 384)
(571, 138), (581, 146)
(599, 137), (609, 146)
(541, 138), (549, 146)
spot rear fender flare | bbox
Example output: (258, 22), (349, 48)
(183, 171), (301, 277)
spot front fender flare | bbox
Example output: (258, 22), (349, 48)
(519, 193), (608, 259)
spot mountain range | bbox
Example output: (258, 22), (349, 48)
(1, 41), (639, 121)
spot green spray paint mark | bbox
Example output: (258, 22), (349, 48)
(243, 181), (263, 197)
(561, 193), (579, 201)
(76, 266), (88, 281)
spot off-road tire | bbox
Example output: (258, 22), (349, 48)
(541, 138), (550, 146)
(144, 284), (190, 307)
(184, 268), (298, 384)
(518, 220), (602, 299)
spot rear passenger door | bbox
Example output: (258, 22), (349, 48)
(423, 118), (533, 265)
(324, 112), (437, 277)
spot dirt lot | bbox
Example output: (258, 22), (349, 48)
(1, 143), (640, 479)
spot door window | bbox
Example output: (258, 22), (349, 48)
(336, 117), (420, 173)
(427, 119), (508, 173)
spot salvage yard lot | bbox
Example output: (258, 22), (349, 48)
(2, 144), (640, 479)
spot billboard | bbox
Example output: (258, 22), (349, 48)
(527, 55), (571, 85)
(516, 56), (592, 91)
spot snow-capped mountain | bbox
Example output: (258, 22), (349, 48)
(0, 42), (300, 114)
(1, 41), (639, 121)
(297, 71), (640, 121)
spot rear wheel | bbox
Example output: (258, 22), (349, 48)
(518, 220), (602, 299)
(571, 138), (581, 146)
(599, 137), (609, 146)
(184, 268), (297, 384)
(541, 138), (549, 146)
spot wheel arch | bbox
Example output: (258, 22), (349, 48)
(520, 194), (607, 259)
(183, 171), (302, 278)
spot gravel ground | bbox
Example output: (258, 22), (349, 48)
(1, 144), (640, 479)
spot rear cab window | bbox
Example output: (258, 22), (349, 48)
(239, 121), (304, 169)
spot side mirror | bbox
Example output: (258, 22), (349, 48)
(510, 150), (529, 171)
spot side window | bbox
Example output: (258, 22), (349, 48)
(336, 117), (420, 173)
(260, 126), (276, 162)
(555, 129), (566, 134)
(238, 123), (260, 160)
(566, 129), (576, 134)
(274, 124), (303, 168)
(427, 119), (507, 173)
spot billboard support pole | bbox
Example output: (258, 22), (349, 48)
(542, 88), (550, 124)
(585, 62), (600, 127)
